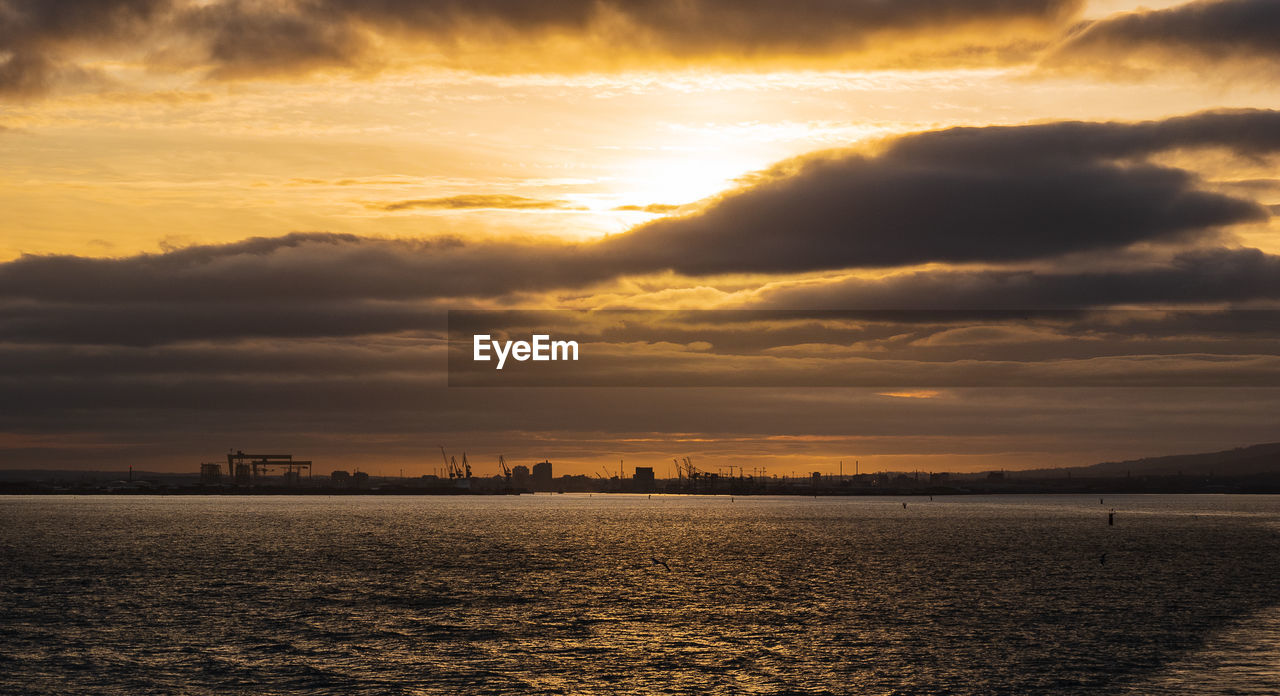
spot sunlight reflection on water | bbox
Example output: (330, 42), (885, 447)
(2, 494), (1279, 695)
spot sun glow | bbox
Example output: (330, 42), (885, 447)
(612, 153), (766, 209)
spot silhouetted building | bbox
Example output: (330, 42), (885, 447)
(352, 471), (369, 489)
(633, 466), (655, 491)
(331, 470), (351, 485)
(532, 460), (553, 491)
(512, 465), (531, 489)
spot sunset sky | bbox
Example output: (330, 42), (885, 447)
(2, 0), (1279, 475)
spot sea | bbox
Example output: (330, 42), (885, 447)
(2, 494), (1279, 695)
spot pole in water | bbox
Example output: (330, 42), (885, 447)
(1108, 510), (1115, 526)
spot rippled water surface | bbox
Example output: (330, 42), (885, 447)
(3, 494), (1280, 694)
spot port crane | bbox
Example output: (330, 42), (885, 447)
(439, 446), (470, 480)
(673, 456), (703, 481)
(497, 455), (512, 483)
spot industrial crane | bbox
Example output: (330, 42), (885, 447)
(439, 446), (470, 479)
(440, 446), (455, 479)
(497, 455), (512, 483)
(670, 456), (703, 481)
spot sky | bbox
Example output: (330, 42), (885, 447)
(2, 0), (1279, 476)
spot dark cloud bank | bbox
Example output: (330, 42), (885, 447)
(4, 110), (1280, 467)
(1046, 0), (1280, 74)
(3, 109), (1277, 318)
(8, 0), (1280, 97)
(9, 0), (1280, 97)
(1, 0), (1083, 94)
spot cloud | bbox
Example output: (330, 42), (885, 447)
(179, 0), (1087, 75)
(0, 0), (168, 95)
(1, 110), (1277, 330)
(374, 195), (585, 212)
(594, 110), (1277, 275)
(8, 241), (1279, 349)
(878, 390), (943, 399)
(909, 324), (1082, 347)
(613, 203), (685, 215)
(752, 247), (1280, 309)
(600, 158), (1260, 275)
(877, 108), (1280, 165)
(8, 1), (1275, 96)
(0, 232), (619, 307)
(440, 306), (1280, 389)
(3, 238), (1278, 467)
(0, 51), (57, 96)
(1043, 0), (1280, 77)
(3, 0), (1086, 95)
(181, 1), (365, 79)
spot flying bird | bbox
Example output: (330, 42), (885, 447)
(651, 556), (671, 571)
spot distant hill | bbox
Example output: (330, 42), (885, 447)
(1021, 442), (1280, 479)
